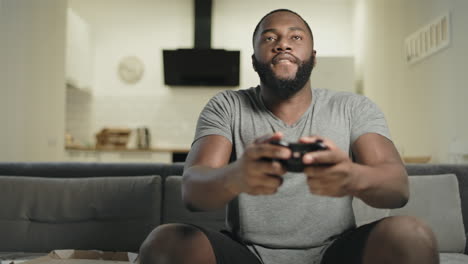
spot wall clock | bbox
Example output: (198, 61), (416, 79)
(118, 56), (144, 84)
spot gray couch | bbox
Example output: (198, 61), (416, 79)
(0, 162), (467, 263)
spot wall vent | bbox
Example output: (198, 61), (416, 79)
(404, 12), (450, 64)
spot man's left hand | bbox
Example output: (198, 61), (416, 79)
(300, 136), (358, 197)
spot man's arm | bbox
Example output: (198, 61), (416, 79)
(182, 133), (290, 211)
(349, 133), (409, 208)
(302, 133), (409, 209)
(182, 135), (237, 211)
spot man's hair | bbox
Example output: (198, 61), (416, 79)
(252, 9), (314, 47)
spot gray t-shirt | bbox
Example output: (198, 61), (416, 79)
(193, 86), (391, 264)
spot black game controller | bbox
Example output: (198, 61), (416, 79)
(269, 140), (328, 172)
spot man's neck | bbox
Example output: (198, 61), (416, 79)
(260, 81), (313, 126)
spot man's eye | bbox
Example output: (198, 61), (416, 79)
(292, 36), (303, 40)
(265, 36), (276, 41)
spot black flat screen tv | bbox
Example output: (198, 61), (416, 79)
(163, 49), (240, 86)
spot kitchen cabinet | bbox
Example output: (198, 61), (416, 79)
(66, 8), (93, 92)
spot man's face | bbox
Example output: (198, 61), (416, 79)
(252, 11), (316, 98)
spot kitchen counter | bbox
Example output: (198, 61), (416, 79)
(65, 146), (190, 153)
(65, 146), (190, 163)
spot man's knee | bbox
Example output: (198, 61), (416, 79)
(363, 216), (439, 263)
(370, 215), (439, 254)
(139, 223), (215, 264)
(380, 216), (436, 244)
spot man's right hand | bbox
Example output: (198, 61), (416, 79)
(183, 132), (290, 211)
(225, 132), (291, 196)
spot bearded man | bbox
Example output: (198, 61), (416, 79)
(139, 9), (439, 264)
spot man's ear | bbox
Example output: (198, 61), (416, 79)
(312, 50), (317, 68)
(252, 54), (258, 72)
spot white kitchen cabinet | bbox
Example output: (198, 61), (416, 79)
(66, 8), (93, 92)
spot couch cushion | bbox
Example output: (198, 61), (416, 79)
(406, 164), (468, 248)
(440, 253), (468, 264)
(391, 174), (466, 253)
(0, 175), (162, 252)
(163, 176), (226, 231)
(352, 199), (390, 227)
(353, 174), (466, 253)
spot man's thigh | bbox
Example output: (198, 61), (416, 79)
(193, 225), (262, 264)
(321, 220), (381, 264)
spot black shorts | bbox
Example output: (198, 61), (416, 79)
(194, 220), (381, 264)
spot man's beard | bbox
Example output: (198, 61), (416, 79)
(253, 54), (315, 99)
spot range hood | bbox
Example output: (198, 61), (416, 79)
(163, 0), (240, 86)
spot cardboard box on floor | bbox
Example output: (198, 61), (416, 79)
(19, 250), (138, 264)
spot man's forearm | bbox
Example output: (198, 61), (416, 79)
(351, 162), (409, 209)
(182, 164), (240, 211)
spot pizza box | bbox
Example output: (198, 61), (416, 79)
(7, 250), (138, 264)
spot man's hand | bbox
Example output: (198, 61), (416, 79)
(300, 134), (409, 209)
(300, 136), (358, 197)
(226, 132), (291, 196)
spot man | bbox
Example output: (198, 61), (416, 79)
(139, 9), (439, 264)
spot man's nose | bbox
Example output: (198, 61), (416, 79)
(274, 38), (292, 52)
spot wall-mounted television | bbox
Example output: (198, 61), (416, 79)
(163, 49), (240, 87)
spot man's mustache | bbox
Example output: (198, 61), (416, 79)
(272, 52), (299, 65)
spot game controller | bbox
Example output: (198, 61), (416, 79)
(269, 140), (328, 172)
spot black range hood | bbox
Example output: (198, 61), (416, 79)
(163, 0), (240, 86)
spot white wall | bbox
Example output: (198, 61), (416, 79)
(0, 0), (67, 161)
(67, 0), (356, 149)
(355, 0), (468, 163)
